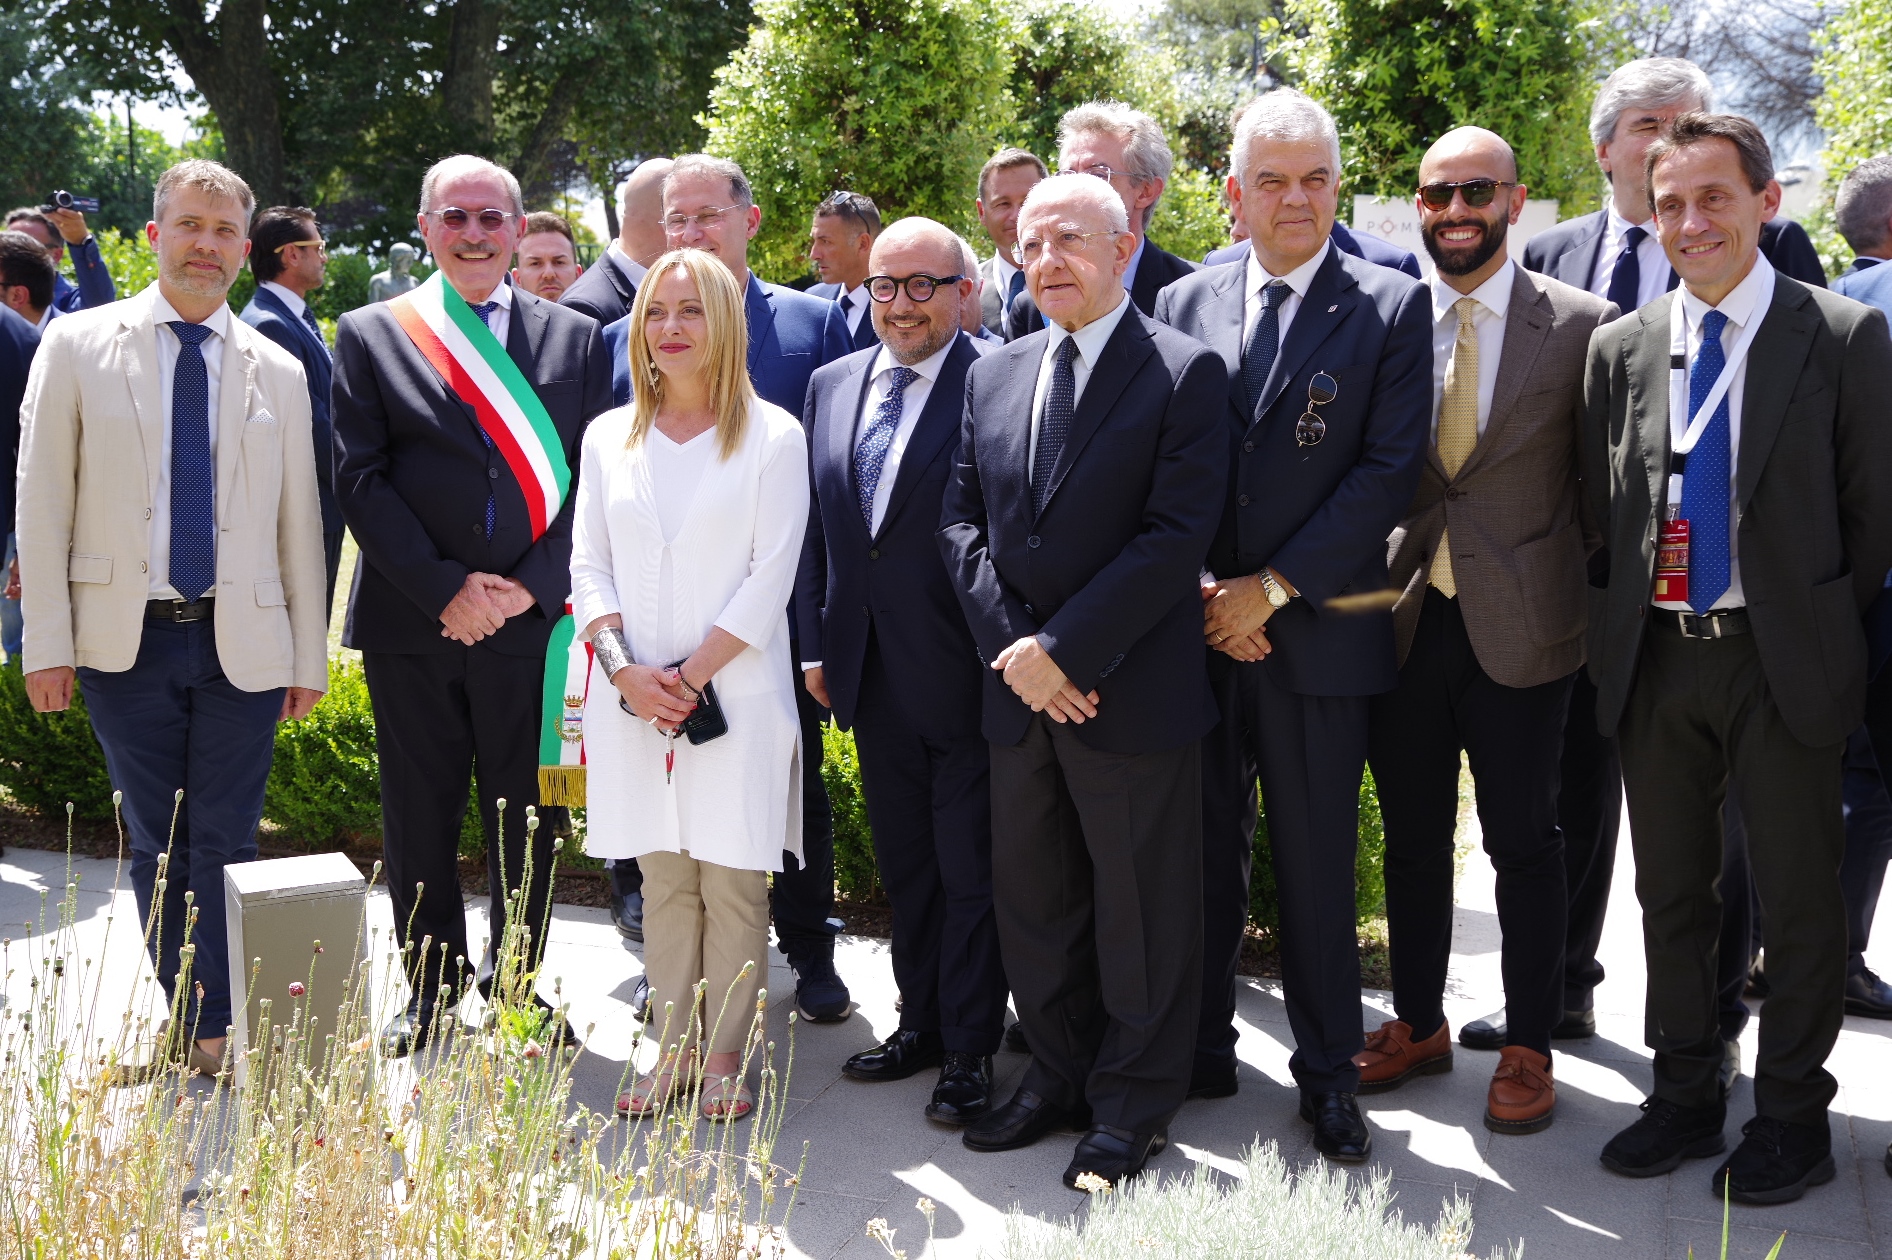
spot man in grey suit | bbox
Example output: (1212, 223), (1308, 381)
(1586, 113), (1892, 1205)
(972, 148), (1046, 340)
(1354, 128), (1616, 1137)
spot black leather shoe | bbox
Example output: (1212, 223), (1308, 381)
(793, 957), (852, 1023)
(1719, 1038), (1741, 1100)
(1711, 1115), (1835, 1205)
(1459, 1007), (1594, 1050)
(844, 1029), (944, 1081)
(380, 995), (444, 1059)
(1599, 1097), (1727, 1177)
(1845, 968), (1892, 1018)
(924, 1052), (993, 1125)
(1002, 1021), (1030, 1054)
(1187, 1059), (1238, 1099)
(963, 1089), (1090, 1152)
(1299, 1090), (1371, 1163)
(1062, 1125), (1166, 1190)
(609, 888), (645, 942)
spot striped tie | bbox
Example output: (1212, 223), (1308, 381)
(1431, 298), (1478, 598)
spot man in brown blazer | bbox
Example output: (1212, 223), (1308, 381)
(1354, 129), (1616, 1134)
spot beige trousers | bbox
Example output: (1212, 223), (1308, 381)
(638, 851), (770, 1055)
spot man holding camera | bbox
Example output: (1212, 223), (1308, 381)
(5, 194), (117, 314)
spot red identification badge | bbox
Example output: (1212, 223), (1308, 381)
(1655, 517), (1690, 604)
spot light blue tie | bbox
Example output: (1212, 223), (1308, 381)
(1680, 309), (1732, 611)
(472, 300), (499, 538)
(853, 366), (919, 532)
(167, 322), (216, 601)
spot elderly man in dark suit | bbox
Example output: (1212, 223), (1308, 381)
(1351, 128), (1616, 1137)
(1004, 102), (1199, 339)
(1202, 221), (1422, 278)
(1585, 113), (1892, 1204)
(1152, 87), (1431, 1164)
(798, 216), (1003, 1123)
(241, 206), (343, 610)
(942, 173), (1226, 1189)
(333, 155), (615, 1057)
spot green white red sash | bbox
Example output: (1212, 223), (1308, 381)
(387, 272), (588, 805)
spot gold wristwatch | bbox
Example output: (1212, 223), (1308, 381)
(1259, 569), (1291, 609)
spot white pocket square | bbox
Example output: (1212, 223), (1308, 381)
(247, 410), (278, 425)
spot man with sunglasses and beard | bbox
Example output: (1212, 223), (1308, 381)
(1352, 128), (1617, 1136)
(1152, 88), (1430, 1164)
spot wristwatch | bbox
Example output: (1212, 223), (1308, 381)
(1259, 569), (1291, 609)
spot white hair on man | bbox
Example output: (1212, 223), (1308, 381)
(1018, 171), (1132, 240)
(1837, 155), (1892, 255)
(1059, 100), (1174, 228)
(418, 154), (525, 218)
(1229, 88), (1342, 179)
(1588, 58), (1713, 149)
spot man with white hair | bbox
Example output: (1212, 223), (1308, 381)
(943, 173), (1226, 1188)
(333, 153), (615, 1057)
(1154, 86), (1432, 1163)
(1004, 101), (1200, 339)
(559, 157), (672, 328)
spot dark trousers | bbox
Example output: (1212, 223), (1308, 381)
(1557, 666), (1622, 1010)
(322, 526), (344, 618)
(852, 636), (1005, 1053)
(771, 669), (838, 970)
(1200, 653), (1368, 1094)
(1620, 625), (1846, 1126)
(1841, 663), (1892, 974)
(81, 617), (283, 1034)
(363, 646), (553, 1002)
(992, 712), (1202, 1135)
(1367, 591), (1572, 1056)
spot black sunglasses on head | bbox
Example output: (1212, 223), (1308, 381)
(1418, 180), (1517, 210)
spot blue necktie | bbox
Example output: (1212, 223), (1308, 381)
(1242, 280), (1289, 420)
(1003, 267), (1025, 336)
(1681, 308), (1732, 611)
(472, 300), (499, 538)
(1605, 225), (1644, 314)
(853, 366), (919, 532)
(168, 322), (216, 602)
(1032, 337), (1079, 516)
(300, 304), (330, 361)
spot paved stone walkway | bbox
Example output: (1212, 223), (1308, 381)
(5, 818), (1890, 1259)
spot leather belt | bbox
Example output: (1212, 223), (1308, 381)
(146, 597), (215, 623)
(1653, 607), (1750, 639)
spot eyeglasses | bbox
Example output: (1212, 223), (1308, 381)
(1295, 372), (1338, 447)
(866, 273), (964, 303)
(1012, 229), (1117, 265)
(1060, 163), (1149, 185)
(274, 238), (327, 256)
(661, 205), (743, 233)
(428, 207), (515, 233)
(1417, 180), (1518, 210)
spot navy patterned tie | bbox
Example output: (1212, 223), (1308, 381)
(168, 322), (216, 601)
(1242, 280), (1289, 419)
(853, 366), (918, 532)
(300, 304), (330, 361)
(1606, 225), (1645, 314)
(1003, 268), (1025, 336)
(1681, 309), (1732, 611)
(1032, 337), (1079, 516)
(472, 300), (499, 538)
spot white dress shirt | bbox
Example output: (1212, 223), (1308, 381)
(469, 279), (513, 346)
(608, 241), (649, 289)
(838, 283), (870, 336)
(149, 293), (230, 599)
(1030, 290), (1134, 475)
(1587, 207), (1672, 310)
(1245, 238), (1332, 350)
(990, 251), (1020, 297)
(1428, 260), (1514, 443)
(1653, 252), (1776, 612)
(260, 279), (309, 318)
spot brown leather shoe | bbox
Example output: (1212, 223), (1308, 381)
(1353, 1019), (1453, 1093)
(1485, 1045), (1555, 1134)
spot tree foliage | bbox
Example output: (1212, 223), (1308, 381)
(1811, 0), (1892, 272)
(1001, 0), (1181, 161)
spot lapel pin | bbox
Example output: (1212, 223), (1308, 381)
(1327, 304), (1338, 313)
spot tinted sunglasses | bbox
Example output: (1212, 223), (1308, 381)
(429, 206), (515, 233)
(1417, 180), (1517, 210)
(1296, 372), (1338, 447)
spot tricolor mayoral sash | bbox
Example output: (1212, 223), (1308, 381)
(388, 273), (590, 806)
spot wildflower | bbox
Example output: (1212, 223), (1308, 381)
(288, 981), (306, 998)
(1073, 1171), (1112, 1195)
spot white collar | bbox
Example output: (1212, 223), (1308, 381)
(870, 333), (956, 386)
(1606, 205), (1658, 240)
(150, 287), (232, 340)
(1046, 289), (1133, 366)
(1680, 251), (1774, 335)
(1247, 237), (1331, 300)
(1429, 259), (1516, 324)
(991, 251), (1018, 283)
(472, 280), (514, 311)
(842, 282), (870, 308)
(36, 306), (53, 331)
(260, 280), (308, 317)
(609, 242), (649, 287)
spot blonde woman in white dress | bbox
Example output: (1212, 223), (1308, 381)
(570, 248), (809, 1121)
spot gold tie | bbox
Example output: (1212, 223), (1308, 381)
(1432, 297), (1479, 598)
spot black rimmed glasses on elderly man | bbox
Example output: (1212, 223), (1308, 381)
(1295, 372), (1338, 447)
(428, 207), (515, 233)
(866, 273), (964, 303)
(1417, 180), (1517, 210)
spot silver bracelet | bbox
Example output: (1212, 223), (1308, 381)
(591, 626), (633, 679)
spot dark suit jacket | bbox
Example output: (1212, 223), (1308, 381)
(0, 304), (39, 534)
(1203, 223), (1424, 280)
(558, 250), (637, 327)
(1523, 211), (1827, 291)
(1583, 271), (1892, 747)
(978, 255), (1014, 337)
(1005, 238), (1200, 341)
(604, 271), (852, 410)
(808, 282), (882, 352)
(1836, 258), (1892, 677)
(332, 284), (615, 656)
(939, 303), (1228, 753)
(241, 286), (340, 537)
(797, 334), (994, 736)
(1152, 245), (1433, 697)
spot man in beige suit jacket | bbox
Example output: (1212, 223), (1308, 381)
(1353, 129), (1616, 1136)
(16, 160), (327, 1079)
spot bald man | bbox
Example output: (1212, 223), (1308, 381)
(1352, 128), (1617, 1134)
(560, 157), (672, 328)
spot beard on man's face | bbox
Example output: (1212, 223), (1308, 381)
(1422, 214), (1508, 277)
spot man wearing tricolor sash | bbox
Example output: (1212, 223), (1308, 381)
(333, 155), (613, 1057)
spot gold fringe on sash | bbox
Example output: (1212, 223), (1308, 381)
(537, 764), (587, 807)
